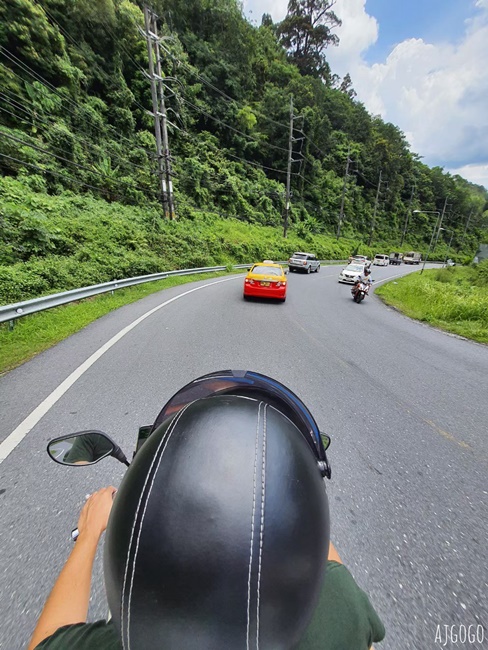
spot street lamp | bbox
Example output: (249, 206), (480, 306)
(412, 209), (441, 274)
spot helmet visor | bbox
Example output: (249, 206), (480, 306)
(152, 370), (331, 478)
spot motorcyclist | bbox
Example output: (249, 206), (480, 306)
(29, 373), (385, 650)
(352, 267), (372, 297)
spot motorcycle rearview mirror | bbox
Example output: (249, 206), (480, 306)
(47, 430), (130, 467)
(320, 432), (331, 451)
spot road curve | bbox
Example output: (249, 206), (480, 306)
(0, 263), (487, 650)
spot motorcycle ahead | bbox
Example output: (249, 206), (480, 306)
(351, 281), (370, 303)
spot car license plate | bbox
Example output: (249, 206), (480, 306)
(260, 282), (270, 287)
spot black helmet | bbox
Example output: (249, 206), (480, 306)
(104, 370), (331, 650)
(364, 267), (371, 275)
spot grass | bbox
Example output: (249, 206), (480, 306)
(375, 267), (488, 343)
(0, 270), (234, 375)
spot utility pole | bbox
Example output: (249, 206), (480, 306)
(283, 95), (293, 239)
(152, 11), (175, 219)
(460, 208), (474, 247)
(433, 197), (449, 251)
(368, 169), (384, 246)
(400, 182), (416, 246)
(143, 5), (176, 218)
(144, 5), (168, 217)
(443, 230), (455, 266)
(336, 144), (351, 240)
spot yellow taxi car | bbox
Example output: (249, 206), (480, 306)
(243, 262), (287, 302)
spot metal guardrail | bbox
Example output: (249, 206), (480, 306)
(0, 260), (347, 325)
(0, 265), (243, 324)
(0, 262), (277, 324)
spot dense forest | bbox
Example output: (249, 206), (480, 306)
(1, 0), (487, 301)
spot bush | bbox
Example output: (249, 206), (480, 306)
(473, 259), (488, 287)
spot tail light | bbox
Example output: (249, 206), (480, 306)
(245, 279), (255, 285)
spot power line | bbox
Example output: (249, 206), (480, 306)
(35, 2), (150, 116)
(222, 150), (289, 176)
(0, 129), (154, 195)
(176, 94), (289, 154)
(0, 91), (152, 173)
(353, 164), (377, 188)
(296, 173), (314, 187)
(0, 151), (138, 201)
(36, 5), (288, 203)
(152, 37), (291, 135)
(0, 88), (287, 184)
(0, 46), (146, 151)
(296, 130), (328, 158)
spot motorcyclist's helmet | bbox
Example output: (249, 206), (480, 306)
(364, 267), (371, 275)
(105, 370), (331, 650)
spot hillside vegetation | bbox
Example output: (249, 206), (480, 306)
(1, 0), (487, 303)
(0, 175), (369, 304)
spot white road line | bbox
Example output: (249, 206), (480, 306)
(373, 268), (424, 285)
(0, 276), (239, 464)
(373, 272), (406, 285)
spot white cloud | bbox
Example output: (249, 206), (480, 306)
(448, 163), (488, 188)
(326, 1), (488, 188)
(243, 0), (287, 23)
(325, 0), (378, 69)
(242, 0), (488, 188)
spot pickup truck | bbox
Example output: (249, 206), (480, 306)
(389, 252), (403, 265)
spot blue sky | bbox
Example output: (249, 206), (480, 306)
(363, 0), (479, 63)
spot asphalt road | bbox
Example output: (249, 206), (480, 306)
(0, 263), (487, 649)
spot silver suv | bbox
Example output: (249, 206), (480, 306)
(288, 252), (320, 274)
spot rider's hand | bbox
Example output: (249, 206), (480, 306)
(77, 486), (117, 543)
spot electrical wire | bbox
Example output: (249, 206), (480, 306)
(0, 130), (154, 195)
(0, 91), (152, 173)
(153, 39), (330, 163)
(39, 5), (150, 116)
(221, 150), (289, 176)
(0, 151), (141, 201)
(152, 37), (291, 134)
(353, 167), (377, 188)
(176, 94), (289, 154)
(0, 95), (150, 174)
(296, 173), (314, 187)
(0, 46), (148, 151)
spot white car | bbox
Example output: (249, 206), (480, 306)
(373, 254), (389, 266)
(338, 263), (366, 284)
(350, 255), (371, 269)
(288, 252), (320, 273)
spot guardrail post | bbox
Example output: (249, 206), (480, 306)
(9, 320), (15, 331)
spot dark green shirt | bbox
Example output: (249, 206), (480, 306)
(36, 561), (385, 649)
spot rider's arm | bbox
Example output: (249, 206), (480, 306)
(28, 487), (116, 650)
(328, 541), (342, 564)
(327, 542), (377, 650)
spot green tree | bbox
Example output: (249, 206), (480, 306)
(277, 0), (341, 80)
